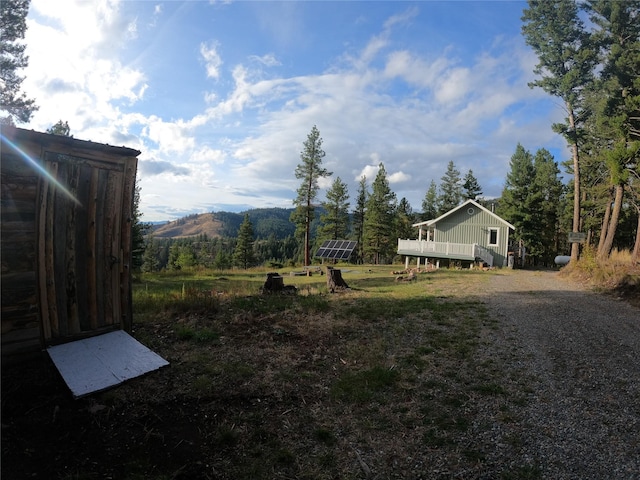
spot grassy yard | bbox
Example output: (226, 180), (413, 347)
(106, 265), (537, 479)
(2, 265), (543, 480)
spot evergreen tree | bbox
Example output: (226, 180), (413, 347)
(170, 243), (196, 270)
(363, 163), (397, 264)
(291, 126), (332, 265)
(319, 176), (350, 241)
(522, 0), (597, 261)
(156, 239), (170, 270)
(529, 148), (565, 265)
(585, 0), (640, 259)
(46, 120), (72, 136)
(497, 144), (536, 251)
(438, 161), (462, 214)
(395, 197), (415, 241)
(0, 0), (38, 124)
(214, 248), (232, 270)
(141, 238), (161, 272)
(352, 176), (368, 264)
(462, 169), (483, 200)
(131, 181), (151, 271)
(421, 180), (439, 220)
(233, 214), (256, 269)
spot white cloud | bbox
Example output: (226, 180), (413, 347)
(23, 0), (146, 137)
(143, 117), (195, 154)
(249, 53), (281, 67)
(200, 41), (223, 80)
(191, 146), (226, 165)
(359, 164), (381, 181)
(434, 67), (471, 104)
(389, 171), (410, 184)
(20, 2), (565, 221)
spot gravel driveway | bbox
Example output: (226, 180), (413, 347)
(479, 270), (640, 479)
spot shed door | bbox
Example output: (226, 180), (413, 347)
(38, 151), (137, 344)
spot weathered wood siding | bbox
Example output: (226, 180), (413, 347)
(1, 127), (139, 359)
(1, 144), (40, 355)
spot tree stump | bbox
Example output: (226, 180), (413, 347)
(326, 266), (349, 292)
(262, 272), (284, 293)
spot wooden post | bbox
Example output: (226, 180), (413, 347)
(326, 266), (349, 292)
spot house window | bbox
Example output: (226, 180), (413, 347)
(488, 228), (498, 246)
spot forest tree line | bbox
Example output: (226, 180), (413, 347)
(3, 0), (636, 270)
(138, 1), (639, 271)
(137, 138), (636, 272)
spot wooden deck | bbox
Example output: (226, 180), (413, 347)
(397, 240), (494, 266)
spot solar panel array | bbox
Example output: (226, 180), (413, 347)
(314, 240), (357, 260)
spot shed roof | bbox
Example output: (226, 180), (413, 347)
(413, 199), (515, 230)
(1, 126), (141, 157)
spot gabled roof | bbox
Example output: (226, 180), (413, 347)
(412, 199), (515, 230)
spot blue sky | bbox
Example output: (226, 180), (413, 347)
(21, 0), (567, 222)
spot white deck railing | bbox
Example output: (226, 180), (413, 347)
(473, 244), (494, 267)
(397, 240), (494, 266)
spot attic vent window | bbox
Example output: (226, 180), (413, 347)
(467, 208), (474, 215)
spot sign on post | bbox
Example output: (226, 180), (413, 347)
(568, 232), (587, 244)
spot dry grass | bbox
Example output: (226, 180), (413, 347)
(560, 247), (640, 308)
(1, 266), (544, 479)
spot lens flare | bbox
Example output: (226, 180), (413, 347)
(2, 134), (82, 206)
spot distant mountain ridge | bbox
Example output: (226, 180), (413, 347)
(150, 208), (297, 240)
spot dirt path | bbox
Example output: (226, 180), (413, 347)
(481, 270), (640, 479)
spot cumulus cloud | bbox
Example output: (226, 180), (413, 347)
(24, 0), (147, 136)
(21, 1), (564, 221)
(389, 171), (410, 184)
(200, 41), (223, 79)
(191, 146), (226, 164)
(139, 159), (190, 177)
(143, 117), (195, 154)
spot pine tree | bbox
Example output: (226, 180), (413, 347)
(497, 144), (536, 251)
(395, 197), (415, 241)
(46, 120), (72, 136)
(319, 176), (350, 242)
(141, 238), (161, 273)
(214, 249), (232, 271)
(522, 0), (597, 261)
(462, 169), (483, 201)
(421, 180), (439, 220)
(438, 161), (461, 214)
(233, 214), (256, 269)
(363, 163), (397, 264)
(585, 0), (640, 259)
(291, 126), (332, 266)
(172, 243), (196, 270)
(352, 176), (368, 264)
(131, 181), (151, 271)
(529, 148), (565, 265)
(0, 0), (38, 124)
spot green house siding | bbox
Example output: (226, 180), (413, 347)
(434, 207), (510, 266)
(401, 200), (514, 267)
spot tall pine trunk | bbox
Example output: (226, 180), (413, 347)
(632, 209), (640, 264)
(598, 183), (624, 259)
(597, 191), (612, 254)
(568, 104), (581, 262)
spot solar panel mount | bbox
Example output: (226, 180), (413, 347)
(314, 240), (357, 260)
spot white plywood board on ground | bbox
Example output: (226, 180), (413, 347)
(47, 330), (169, 398)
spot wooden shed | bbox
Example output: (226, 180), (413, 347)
(1, 126), (140, 362)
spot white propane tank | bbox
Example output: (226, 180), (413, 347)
(554, 255), (571, 266)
